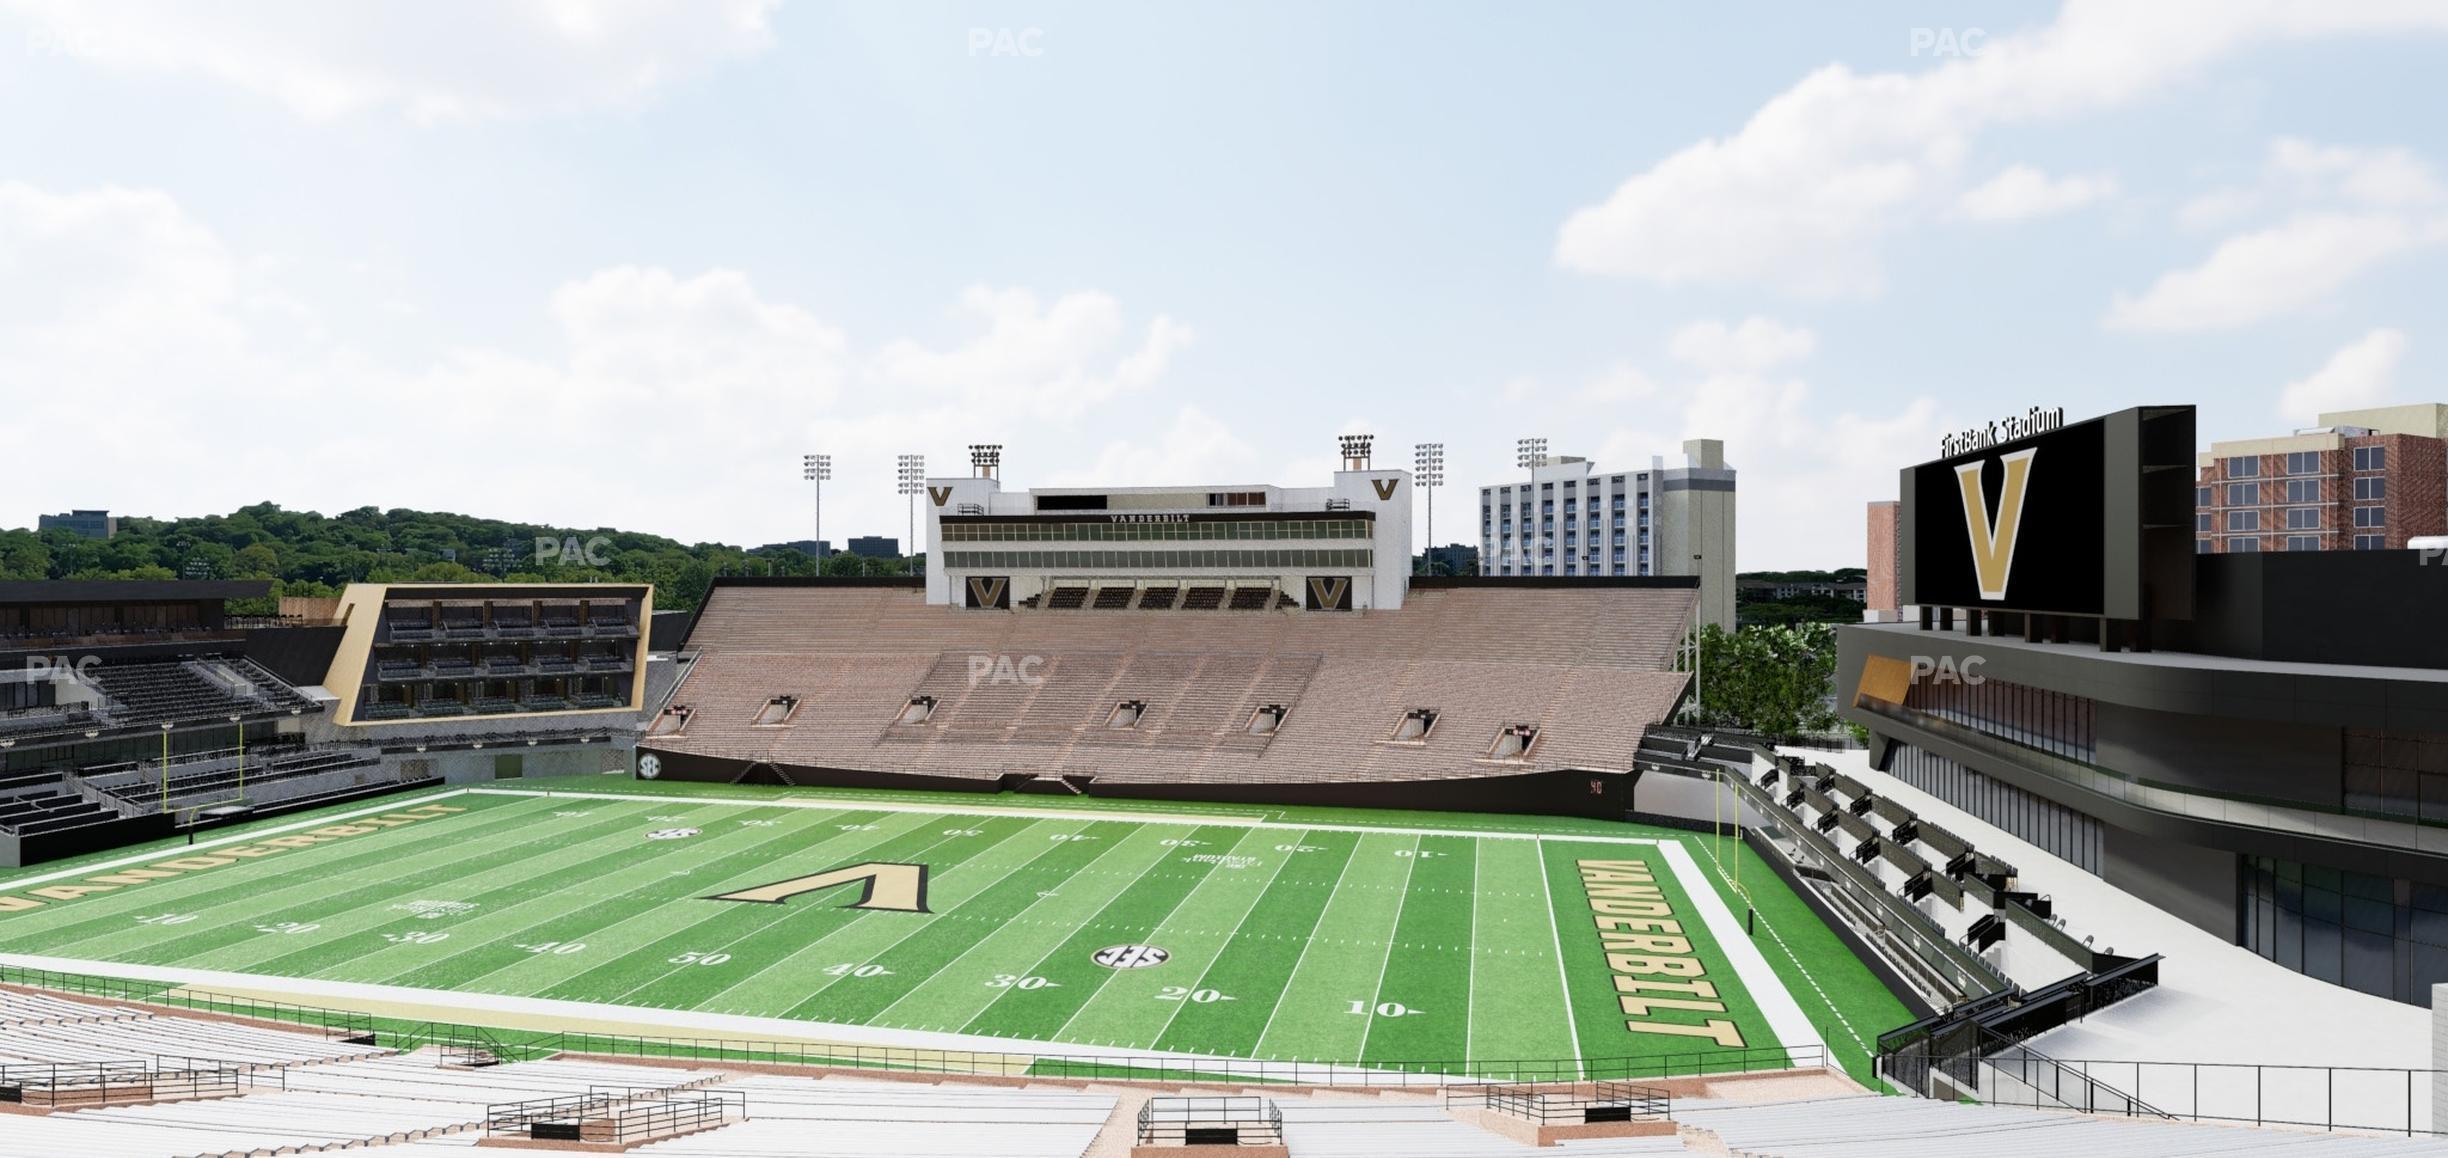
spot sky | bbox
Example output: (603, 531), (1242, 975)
(1, 1), (2443, 569)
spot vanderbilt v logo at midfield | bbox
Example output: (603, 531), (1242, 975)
(1953, 447), (2037, 601)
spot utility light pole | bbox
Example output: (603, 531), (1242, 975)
(896, 454), (925, 568)
(802, 454), (831, 559)
(1413, 442), (1444, 574)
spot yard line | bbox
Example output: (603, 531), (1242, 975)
(693, 815), (1096, 1010)
(1464, 835), (1480, 1065)
(1533, 837), (1585, 1080)
(873, 822), (1192, 1028)
(1351, 833), (1422, 1064)
(0, 788), (476, 893)
(349, 803), (883, 989)
(1244, 830), (1368, 1057)
(1043, 825), (1280, 1048)
(945, 822), (1217, 1036)
(596, 818), (1051, 1007)
(1137, 828), (1306, 1051)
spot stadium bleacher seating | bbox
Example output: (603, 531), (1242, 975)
(1090, 586), (1133, 610)
(1045, 586), (1089, 610)
(655, 584), (1692, 787)
(627, 1073), (1114, 1158)
(1179, 585), (1226, 610)
(1135, 585), (1179, 610)
(1227, 585), (1274, 610)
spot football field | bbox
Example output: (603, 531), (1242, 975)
(0, 785), (1871, 1076)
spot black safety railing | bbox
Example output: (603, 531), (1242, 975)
(1981, 1048), (2444, 1138)
(0, 1059), (239, 1105)
(0, 965), (375, 1042)
(1461, 1080), (1673, 1125)
(1137, 1095), (1284, 1146)
(485, 1087), (744, 1144)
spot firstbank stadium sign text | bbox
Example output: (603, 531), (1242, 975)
(1939, 406), (2066, 459)
(1108, 514), (1191, 524)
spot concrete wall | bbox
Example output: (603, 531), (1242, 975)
(2102, 820), (2237, 941)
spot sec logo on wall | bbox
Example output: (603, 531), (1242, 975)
(638, 754), (662, 780)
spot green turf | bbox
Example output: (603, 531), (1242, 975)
(0, 782), (1905, 1077)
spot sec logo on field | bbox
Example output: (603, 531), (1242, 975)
(1093, 944), (1170, 970)
(646, 828), (700, 841)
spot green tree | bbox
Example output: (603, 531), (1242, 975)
(1682, 622), (1841, 738)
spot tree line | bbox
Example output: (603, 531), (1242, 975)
(0, 504), (914, 614)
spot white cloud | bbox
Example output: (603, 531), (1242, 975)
(1050, 407), (1261, 490)
(0, 180), (1194, 550)
(1554, 1), (2448, 295)
(2270, 138), (2446, 207)
(0, 0), (778, 122)
(1954, 165), (2118, 221)
(869, 286), (1193, 422)
(2277, 328), (2408, 422)
(1667, 318), (1816, 374)
(2104, 212), (2441, 331)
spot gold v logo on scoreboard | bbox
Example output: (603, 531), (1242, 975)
(1370, 478), (1400, 501)
(928, 485), (955, 507)
(1954, 447), (2036, 601)
(706, 862), (932, 913)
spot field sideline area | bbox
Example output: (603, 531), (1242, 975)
(0, 778), (1909, 1081)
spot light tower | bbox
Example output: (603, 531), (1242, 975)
(1337, 434), (1374, 470)
(802, 453), (831, 558)
(895, 454), (925, 565)
(1413, 442), (1444, 575)
(1515, 436), (1548, 473)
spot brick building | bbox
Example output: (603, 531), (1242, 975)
(1864, 500), (1899, 620)
(2195, 404), (2448, 553)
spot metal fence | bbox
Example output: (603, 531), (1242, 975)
(1982, 1050), (2440, 1138)
(485, 1087), (745, 1144)
(1137, 1095), (1283, 1146)
(547, 1029), (1826, 1088)
(1461, 1081), (1673, 1125)
(0, 964), (375, 1042)
(0, 1059), (238, 1105)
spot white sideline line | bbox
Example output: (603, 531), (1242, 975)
(0, 950), (1421, 1079)
(0, 788), (478, 893)
(467, 787), (1671, 847)
(1654, 838), (1825, 1060)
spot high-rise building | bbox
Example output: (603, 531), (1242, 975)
(36, 509), (116, 539)
(1476, 439), (1735, 628)
(2195, 404), (2448, 553)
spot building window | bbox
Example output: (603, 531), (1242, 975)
(2196, 485), (2212, 506)
(2241, 854), (2447, 1005)
(2285, 451), (2322, 475)
(2285, 479), (2321, 503)
(2225, 483), (2256, 506)
(2226, 510), (2258, 532)
(2285, 535), (2320, 551)
(2355, 534), (2386, 550)
(2354, 445), (2387, 471)
(2196, 537), (2213, 553)
(2228, 537), (2261, 552)
(2354, 476), (2387, 501)
(2195, 513), (2213, 533)
(2227, 456), (2261, 477)
(2286, 507), (2320, 530)
(2355, 506), (2386, 528)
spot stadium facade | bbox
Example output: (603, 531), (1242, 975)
(1845, 402), (2448, 1006)
(0, 580), (653, 867)
(639, 440), (1704, 817)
